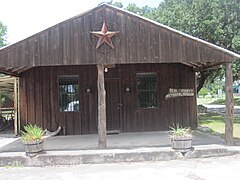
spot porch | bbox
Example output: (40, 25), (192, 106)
(0, 130), (225, 153)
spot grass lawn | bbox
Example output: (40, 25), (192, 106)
(197, 96), (240, 105)
(198, 113), (240, 139)
(197, 96), (240, 140)
(197, 97), (219, 105)
(210, 97), (240, 105)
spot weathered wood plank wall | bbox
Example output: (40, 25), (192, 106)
(0, 5), (234, 69)
(19, 63), (197, 135)
(20, 65), (98, 134)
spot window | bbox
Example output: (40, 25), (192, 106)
(58, 75), (80, 112)
(136, 72), (157, 108)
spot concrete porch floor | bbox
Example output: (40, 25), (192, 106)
(0, 130), (225, 153)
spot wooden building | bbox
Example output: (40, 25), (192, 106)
(0, 4), (239, 146)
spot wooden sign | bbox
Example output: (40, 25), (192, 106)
(165, 88), (194, 99)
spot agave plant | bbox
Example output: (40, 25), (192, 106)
(21, 124), (45, 143)
(169, 124), (192, 140)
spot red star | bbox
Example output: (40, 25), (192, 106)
(90, 21), (119, 49)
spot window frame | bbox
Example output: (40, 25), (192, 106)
(136, 72), (158, 109)
(58, 75), (80, 113)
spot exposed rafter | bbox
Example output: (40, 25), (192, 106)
(0, 67), (20, 77)
(193, 62), (223, 72)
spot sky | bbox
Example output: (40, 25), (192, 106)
(0, 0), (160, 44)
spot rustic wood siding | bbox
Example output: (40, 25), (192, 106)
(0, 5), (234, 69)
(20, 65), (98, 134)
(19, 64), (197, 135)
(119, 63), (197, 132)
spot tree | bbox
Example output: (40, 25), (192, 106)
(0, 21), (7, 48)
(125, 3), (156, 19)
(125, 0), (240, 92)
(111, 1), (123, 8)
(106, 1), (123, 8)
(0, 20), (8, 106)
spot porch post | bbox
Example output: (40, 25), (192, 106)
(97, 64), (107, 148)
(225, 62), (234, 145)
(14, 77), (19, 136)
(0, 93), (1, 119)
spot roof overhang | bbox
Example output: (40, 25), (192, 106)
(0, 4), (239, 73)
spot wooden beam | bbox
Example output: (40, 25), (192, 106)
(0, 93), (2, 116)
(17, 77), (20, 136)
(0, 67), (20, 77)
(13, 66), (32, 74)
(97, 64), (107, 148)
(225, 62), (234, 145)
(194, 62), (222, 72)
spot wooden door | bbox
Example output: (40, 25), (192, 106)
(105, 79), (121, 131)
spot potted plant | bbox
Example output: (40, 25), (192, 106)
(170, 124), (192, 152)
(21, 124), (45, 154)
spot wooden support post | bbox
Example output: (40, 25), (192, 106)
(97, 64), (107, 148)
(0, 93), (2, 120)
(14, 78), (19, 136)
(225, 63), (234, 145)
(17, 77), (20, 135)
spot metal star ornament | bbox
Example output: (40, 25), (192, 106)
(90, 21), (119, 49)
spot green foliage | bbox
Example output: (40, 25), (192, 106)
(0, 96), (5, 105)
(198, 112), (240, 138)
(0, 21), (7, 48)
(125, 0), (240, 92)
(112, 2), (123, 8)
(200, 78), (224, 96)
(169, 124), (192, 139)
(198, 87), (209, 97)
(126, 3), (142, 14)
(107, 1), (123, 8)
(210, 97), (240, 105)
(153, 0), (240, 54)
(21, 124), (44, 143)
(0, 86), (6, 105)
(125, 3), (157, 19)
(4, 162), (23, 169)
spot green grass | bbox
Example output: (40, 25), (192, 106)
(210, 97), (240, 105)
(197, 96), (240, 141)
(198, 113), (240, 138)
(197, 96), (240, 105)
(197, 97), (219, 105)
(4, 162), (23, 169)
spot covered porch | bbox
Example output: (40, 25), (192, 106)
(0, 4), (239, 149)
(0, 130), (225, 153)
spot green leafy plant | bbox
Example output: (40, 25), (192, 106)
(21, 124), (44, 143)
(170, 124), (192, 140)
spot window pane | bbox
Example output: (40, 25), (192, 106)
(58, 76), (80, 112)
(137, 73), (157, 108)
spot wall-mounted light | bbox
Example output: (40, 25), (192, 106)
(86, 88), (91, 93)
(125, 85), (130, 92)
(104, 67), (108, 72)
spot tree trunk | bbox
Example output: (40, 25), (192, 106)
(225, 63), (234, 146)
(197, 71), (211, 93)
(97, 64), (107, 148)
